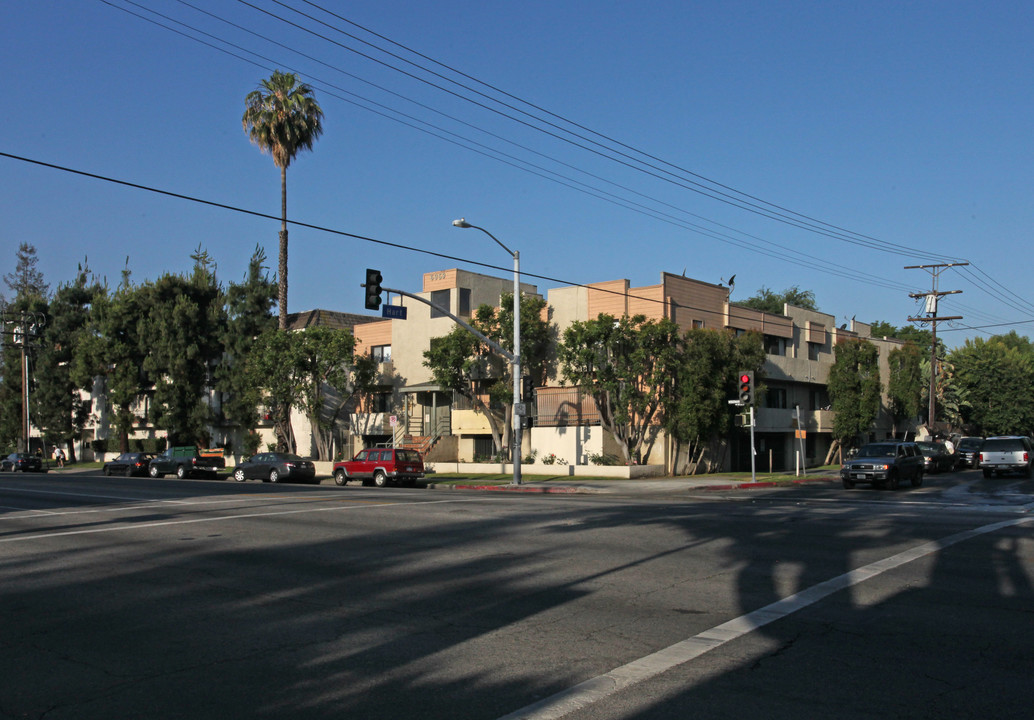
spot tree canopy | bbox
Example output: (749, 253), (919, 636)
(738, 285), (817, 315)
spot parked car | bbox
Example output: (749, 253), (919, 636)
(333, 448), (425, 487)
(1, 452), (44, 472)
(915, 441), (955, 473)
(149, 446), (226, 479)
(840, 441), (924, 490)
(978, 436), (1033, 478)
(232, 453), (317, 484)
(955, 437), (984, 468)
(103, 452), (156, 477)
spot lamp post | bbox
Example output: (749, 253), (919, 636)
(452, 218), (522, 485)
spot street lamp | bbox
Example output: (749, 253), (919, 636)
(452, 218), (522, 485)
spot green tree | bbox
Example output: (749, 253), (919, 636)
(248, 326), (375, 459)
(215, 246), (278, 452)
(0, 243), (49, 450)
(739, 285), (817, 315)
(423, 293), (551, 459)
(826, 339), (882, 462)
(664, 329), (765, 474)
(558, 314), (681, 464)
(950, 335), (1034, 436)
(71, 268), (151, 453)
(142, 250), (226, 446)
(242, 70), (324, 330)
(33, 262), (103, 460)
(886, 342), (923, 437)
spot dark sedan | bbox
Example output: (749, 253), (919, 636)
(916, 441), (955, 473)
(103, 452), (156, 477)
(1, 452), (44, 472)
(232, 452), (317, 484)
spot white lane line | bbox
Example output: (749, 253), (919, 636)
(498, 515), (1033, 720)
(0, 497), (481, 544)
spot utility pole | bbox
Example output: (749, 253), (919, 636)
(905, 263), (966, 430)
(1, 310), (46, 452)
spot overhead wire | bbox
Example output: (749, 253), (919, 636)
(89, 0), (1034, 332)
(107, 0), (920, 294)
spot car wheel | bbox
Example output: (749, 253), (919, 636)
(373, 471), (388, 488)
(104, 466), (112, 476)
(176, 465), (187, 479)
(269, 469), (280, 483)
(841, 477), (855, 489)
(911, 469), (924, 487)
(149, 465), (162, 478)
(334, 470), (347, 486)
(234, 468), (246, 482)
(982, 468), (993, 479)
(886, 472), (899, 490)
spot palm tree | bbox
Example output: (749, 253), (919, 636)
(242, 70), (324, 330)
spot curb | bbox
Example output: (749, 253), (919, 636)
(694, 476), (838, 491)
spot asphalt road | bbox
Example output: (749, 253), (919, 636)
(0, 470), (1031, 719)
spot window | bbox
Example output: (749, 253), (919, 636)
(765, 335), (786, 356)
(808, 342), (821, 361)
(766, 387), (788, 409)
(459, 288), (472, 317)
(430, 289), (450, 319)
(692, 319), (704, 329)
(371, 345), (391, 362)
(371, 392), (391, 413)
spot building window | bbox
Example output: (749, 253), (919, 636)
(692, 319), (704, 329)
(765, 335), (786, 356)
(371, 392), (391, 413)
(808, 342), (821, 361)
(810, 388), (830, 410)
(371, 345), (391, 362)
(766, 387), (788, 409)
(430, 289), (450, 319)
(459, 288), (472, 317)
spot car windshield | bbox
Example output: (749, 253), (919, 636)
(279, 453), (304, 461)
(396, 450), (421, 462)
(857, 444), (897, 457)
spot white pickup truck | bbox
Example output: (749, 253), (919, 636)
(978, 436), (1033, 478)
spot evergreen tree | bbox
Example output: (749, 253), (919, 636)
(216, 246), (277, 454)
(71, 269), (151, 453)
(886, 342), (923, 437)
(826, 339), (882, 462)
(0, 243), (49, 450)
(950, 335), (1034, 435)
(142, 249), (226, 446)
(33, 262), (103, 461)
(664, 329), (765, 474)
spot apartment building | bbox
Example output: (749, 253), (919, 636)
(74, 267), (907, 472)
(351, 268), (540, 461)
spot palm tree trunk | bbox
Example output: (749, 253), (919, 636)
(278, 164), (289, 331)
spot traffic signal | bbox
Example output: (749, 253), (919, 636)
(738, 370), (754, 405)
(364, 268), (383, 310)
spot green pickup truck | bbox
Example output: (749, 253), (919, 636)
(148, 446), (226, 479)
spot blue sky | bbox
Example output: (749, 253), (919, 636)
(3, 0), (1032, 349)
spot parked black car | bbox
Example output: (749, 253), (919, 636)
(103, 452), (156, 477)
(916, 441), (955, 473)
(1, 452), (44, 472)
(955, 437), (984, 468)
(841, 441), (924, 490)
(232, 452), (317, 484)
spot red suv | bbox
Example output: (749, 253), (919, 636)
(333, 448), (425, 487)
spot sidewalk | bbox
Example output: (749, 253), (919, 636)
(425, 470), (839, 494)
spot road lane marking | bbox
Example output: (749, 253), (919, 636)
(497, 515), (1034, 720)
(0, 497), (482, 543)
